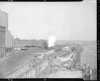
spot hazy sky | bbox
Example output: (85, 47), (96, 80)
(0, 0), (96, 40)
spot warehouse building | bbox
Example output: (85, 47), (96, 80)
(0, 10), (7, 58)
(14, 38), (47, 49)
(0, 9), (14, 58)
(6, 30), (14, 48)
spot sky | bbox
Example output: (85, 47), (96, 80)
(0, 0), (96, 40)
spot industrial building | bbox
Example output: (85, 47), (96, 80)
(14, 38), (47, 49)
(0, 10), (14, 58)
(6, 30), (14, 48)
(0, 10), (7, 57)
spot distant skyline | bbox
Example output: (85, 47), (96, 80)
(0, 0), (96, 40)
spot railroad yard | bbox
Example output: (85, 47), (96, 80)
(0, 41), (97, 80)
